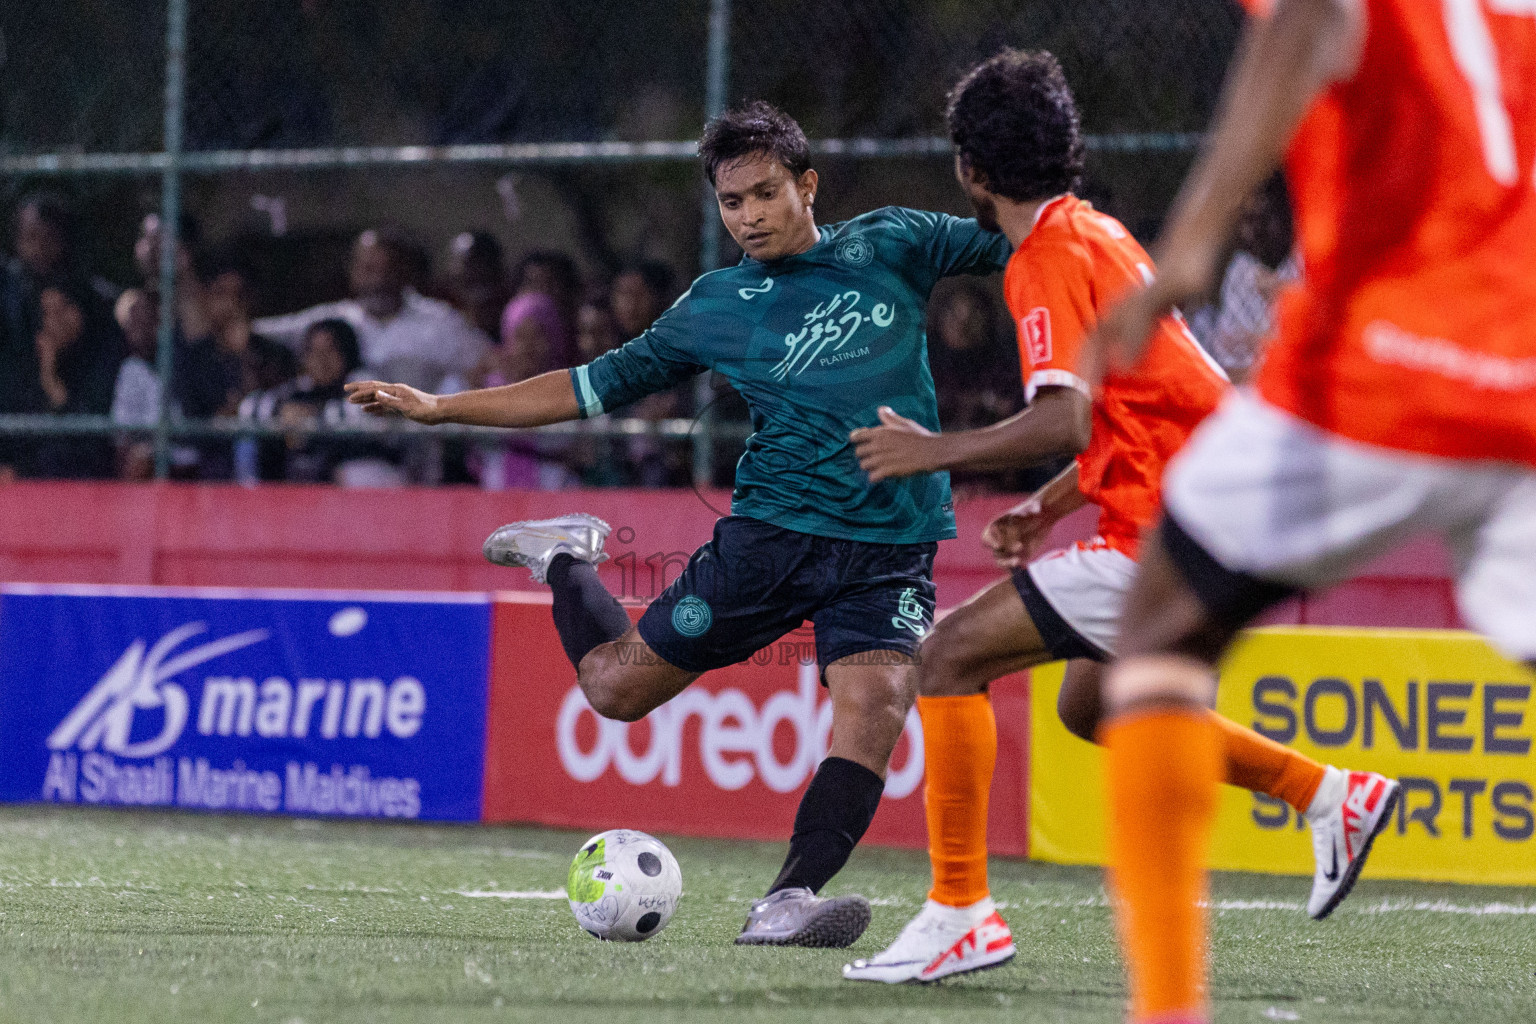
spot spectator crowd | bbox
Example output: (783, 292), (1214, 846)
(0, 193), (698, 488)
(0, 190), (1295, 493)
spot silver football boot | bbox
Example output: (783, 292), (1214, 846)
(735, 887), (873, 948)
(482, 513), (612, 583)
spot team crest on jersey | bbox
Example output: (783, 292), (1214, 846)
(671, 596), (712, 638)
(1022, 307), (1052, 365)
(835, 235), (874, 268)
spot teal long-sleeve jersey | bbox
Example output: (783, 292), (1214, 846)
(570, 206), (1012, 544)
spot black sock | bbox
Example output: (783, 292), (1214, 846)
(547, 553), (631, 671)
(768, 756), (885, 895)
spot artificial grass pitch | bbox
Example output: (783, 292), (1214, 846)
(0, 806), (1531, 1023)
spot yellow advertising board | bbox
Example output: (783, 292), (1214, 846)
(1029, 628), (1536, 885)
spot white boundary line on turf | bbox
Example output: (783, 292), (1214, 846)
(995, 896), (1536, 916)
(453, 889), (568, 900)
(1354, 898), (1536, 916)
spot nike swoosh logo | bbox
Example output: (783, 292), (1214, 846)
(1323, 843), (1340, 883)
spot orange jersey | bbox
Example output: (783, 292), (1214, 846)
(1005, 195), (1229, 557)
(1245, 0), (1536, 465)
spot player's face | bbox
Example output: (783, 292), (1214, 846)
(954, 154), (1001, 234)
(714, 154), (819, 262)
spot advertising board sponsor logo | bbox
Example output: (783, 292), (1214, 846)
(1245, 674), (1532, 843)
(0, 589), (489, 821)
(1030, 629), (1536, 885)
(1026, 629), (1536, 884)
(555, 659), (924, 799)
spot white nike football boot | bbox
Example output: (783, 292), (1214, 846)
(1304, 766), (1402, 920)
(843, 896), (1015, 983)
(482, 513), (612, 583)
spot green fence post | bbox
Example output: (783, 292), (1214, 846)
(153, 0), (189, 479)
(692, 0), (732, 491)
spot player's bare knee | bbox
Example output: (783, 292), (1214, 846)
(1056, 686), (1100, 741)
(914, 615), (986, 697)
(577, 652), (651, 722)
(835, 667), (913, 730)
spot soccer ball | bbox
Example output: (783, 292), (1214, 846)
(566, 829), (682, 941)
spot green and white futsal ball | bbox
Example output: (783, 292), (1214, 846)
(566, 829), (682, 941)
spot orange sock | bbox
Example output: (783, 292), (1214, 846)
(1210, 713), (1326, 812)
(917, 693), (996, 908)
(1103, 707), (1221, 1023)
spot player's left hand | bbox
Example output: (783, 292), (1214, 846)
(850, 407), (947, 482)
(982, 496), (1056, 568)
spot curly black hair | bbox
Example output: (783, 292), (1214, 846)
(946, 49), (1084, 203)
(699, 100), (812, 186)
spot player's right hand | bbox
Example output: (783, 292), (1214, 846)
(982, 497), (1055, 569)
(344, 380), (443, 424)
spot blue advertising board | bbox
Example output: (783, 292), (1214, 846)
(0, 586), (491, 822)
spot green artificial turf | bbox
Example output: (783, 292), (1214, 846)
(0, 805), (1531, 1023)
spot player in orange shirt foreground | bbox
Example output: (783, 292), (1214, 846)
(1087, 0), (1536, 1021)
(840, 49), (1398, 985)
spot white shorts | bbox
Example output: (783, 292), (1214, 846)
(1164, 390), (1536, 663)
(1018, 541), (1138, 660)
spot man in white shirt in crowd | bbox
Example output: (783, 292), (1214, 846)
(255, 228), (488, 394)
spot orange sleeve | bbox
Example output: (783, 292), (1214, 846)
(1004, 242), (1097, 402)
(1238, 0), (1272, 14)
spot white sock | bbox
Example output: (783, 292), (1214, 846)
(1304, 765), (1347, 822)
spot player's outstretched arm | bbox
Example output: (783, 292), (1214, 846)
(1087, 0), (1363, 377)
(344, 369), (581, 428)
(850, 386), (1089, 482)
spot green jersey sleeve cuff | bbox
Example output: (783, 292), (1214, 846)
(571, 365), (604, 419)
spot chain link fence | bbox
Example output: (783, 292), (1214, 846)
(0, 0), (1248, 489)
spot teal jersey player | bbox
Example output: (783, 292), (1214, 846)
(572, 207), (1009, 544)
(346, 100), (1010, 950)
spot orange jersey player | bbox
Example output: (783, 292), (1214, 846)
(843, 49), (1394, 986)
(1090, 0), (1536, 1022)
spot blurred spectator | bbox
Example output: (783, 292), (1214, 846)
(508, 249), (580, 366)
(576, 295), (624, 363)
(178, 251), (297, 421)
(29, 286), (119, 417)
(110, 289), (162, 480)
(445, 231), (511, 340)
(240, 319), (377, 483)
(610, 260), (676, 339)
(605, 261), (693, 486)
(490, 291), (566, 385)
(0, 282), (121, 479)
(254, 228), (489, 393)
(472, 291), (581, 491)
(111, 289), (161, 426)
(567, 296), (629, 485)
(927, 278), (1022, 432)
(132, 211), (207, 344)
(10, 192), (118, 305)
(926, 278), (1036, 495)
(1207, 173), (1297, 383)
(133, 210), (203, 290)
(3, 195), (120, 395)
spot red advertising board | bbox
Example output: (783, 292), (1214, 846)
(482, 594), (1033, 854)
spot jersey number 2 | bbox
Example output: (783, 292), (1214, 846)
(1445, 0), (1536, 186)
